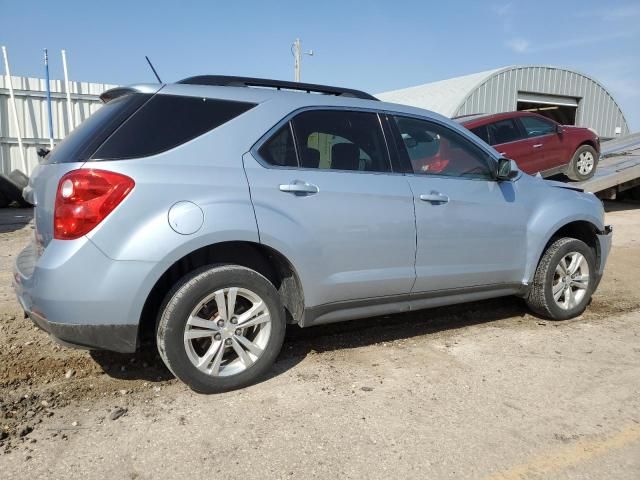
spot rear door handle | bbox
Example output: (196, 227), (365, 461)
(279, 180), (319, 195)
(533, 144), (543, 148)
(419, 192), (449, 204)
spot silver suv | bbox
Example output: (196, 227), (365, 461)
(14, 76), (612, 393)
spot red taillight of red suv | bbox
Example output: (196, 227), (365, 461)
(54, 169), (134, 240)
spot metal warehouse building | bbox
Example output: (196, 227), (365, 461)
(0, 76), (115, 175)
(378, 65), (630, 139)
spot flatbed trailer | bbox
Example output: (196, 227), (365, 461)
(575, 133), (640, 199)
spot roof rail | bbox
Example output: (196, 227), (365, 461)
(176, 75), (379, 101)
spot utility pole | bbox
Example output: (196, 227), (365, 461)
(61, 49), (74, 133)
(44, 49), (54, 149)
(1, 45), (27, 173)
(291, 38), (313, 82)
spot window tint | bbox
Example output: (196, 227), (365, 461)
(259, 124), (298, 167)
(487, 119), (522, 145)
(291, 110), (390, 172)
(45, 94), (151, 164)
(92, 95), (256, 160)
(394, 116), (494, 180)
(470, 124), (490, 144)
(519, 115), (555, 137)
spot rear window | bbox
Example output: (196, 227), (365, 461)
(92, 95), (256, 160)
(44, 94), (150, 164)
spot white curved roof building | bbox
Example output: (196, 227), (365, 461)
(377, 65), (629, 139)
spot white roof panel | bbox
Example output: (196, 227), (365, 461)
(376, 68), (502, 117)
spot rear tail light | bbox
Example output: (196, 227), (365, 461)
(54, 169), (134, 240)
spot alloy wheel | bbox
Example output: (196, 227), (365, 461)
(576, 151), (595, 176)
(183, 287), (271, 377)
(551, 251), (590, 310)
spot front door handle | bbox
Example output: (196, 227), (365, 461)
(279, 180), (319, 195)
(533, 143), (544, 148)
(419, 192), (449, 204)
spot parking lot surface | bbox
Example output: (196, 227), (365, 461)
(1, 202), (639, 479)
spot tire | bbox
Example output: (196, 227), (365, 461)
(566, 145), (598, 181)
(526, 237), (596, 320)
(156, 265), (286, 393)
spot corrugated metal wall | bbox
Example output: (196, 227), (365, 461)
(0, 75), (117, 175)
(457, 66), (629, 138)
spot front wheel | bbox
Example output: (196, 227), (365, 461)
(566, 145), (598, 181)
(156, 265), (286, 393)
(526, 238), (596, 320)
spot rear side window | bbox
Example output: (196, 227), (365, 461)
(291, 110), (390, 172)
(470, 124), (490, 144)
(259, 125), (298, 167)
(486, 119), (522, 145)
(92, 95), (256, 160)
(44, 94), (150, 164)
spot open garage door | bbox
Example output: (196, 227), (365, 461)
(517, 92), (578, 125)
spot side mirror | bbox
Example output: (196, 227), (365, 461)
(496, 157), (519, 181)
(555, 124), (564, 135)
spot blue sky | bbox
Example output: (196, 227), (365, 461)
(2, 0), (639, 128)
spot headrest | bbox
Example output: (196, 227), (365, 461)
(301, 147), (320, 168)
(331, 143), (360, 171)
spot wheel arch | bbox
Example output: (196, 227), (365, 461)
(576, 140), (598, 153)
(137, 241), (305, 347)
(528, 219), (602, 285)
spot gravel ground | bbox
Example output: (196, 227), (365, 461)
(1, 202), (639, 479)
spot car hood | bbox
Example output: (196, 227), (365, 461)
(561, 125), (589, 133)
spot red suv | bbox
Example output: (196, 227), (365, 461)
(456, 112), (600, 181)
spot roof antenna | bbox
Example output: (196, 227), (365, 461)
(145, 56), (162, 83)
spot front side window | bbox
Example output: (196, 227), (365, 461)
(486, 119), (522, 145)
(519, 115), (555, 138)
(394, 116), (494, 180)
(291, 110), (390, 172)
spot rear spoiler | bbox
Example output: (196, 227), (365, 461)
(100, 84), (165, 103)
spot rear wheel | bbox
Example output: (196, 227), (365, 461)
(526, 237), (596, 320)
(156, 265), (286, 393)
(566, 145), (598, 181)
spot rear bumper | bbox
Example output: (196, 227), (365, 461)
(13, 236), (157, 353)
(23, 306), (138, 352)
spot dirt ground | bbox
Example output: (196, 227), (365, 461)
(1, 201), (639, 479)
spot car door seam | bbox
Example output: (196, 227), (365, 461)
(241, 152), (262, 244)
(405, 179), (419, 294)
